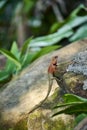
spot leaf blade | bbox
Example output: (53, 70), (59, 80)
(0, 48), (21, 69)
(20, 36), (33, 57)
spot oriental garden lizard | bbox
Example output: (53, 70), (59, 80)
(28, 56), (58, 114)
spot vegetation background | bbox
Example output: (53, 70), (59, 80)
(0, 0), (87, 128)
(0, 0), (87, 85)
(0, 0), (87, 49)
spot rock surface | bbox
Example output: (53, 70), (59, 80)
(27, 109), (74, 130)
(74, 117), (87, 130)
(64, 50), (87, 98)
(0, 39), (87, 130)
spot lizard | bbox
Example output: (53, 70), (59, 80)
(28, 56), (58, 114)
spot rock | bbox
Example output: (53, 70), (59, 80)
(64, 50), (87, 98)
(27, 109), (74, 130)
(74, 117), (87, 130)
(0, 39), (87, 130)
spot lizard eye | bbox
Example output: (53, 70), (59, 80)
(54, 56), (58, 59)
(53, 63), (57, 65)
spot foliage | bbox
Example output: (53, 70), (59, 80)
(50, 4), (87, 42)
(52, 94), (87, 116)
(43, 5), (87, 126)
(0, 0), (21, 49)
(27, 5), (87, 51)
(0, 5), (87, 86)
(0, 37), (60, 84)
(52, 94), (87, 126)
(0, 0), (87, 49)
(75, 113), (87, 125)
(30, 28), (73, 49)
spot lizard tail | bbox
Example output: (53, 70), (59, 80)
(28, 73), (53, 114)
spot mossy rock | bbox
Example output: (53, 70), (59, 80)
(0, 42), (87, 130)
(0, 119), (27, 130)
(27, 109), (74, 130)
(63, 72), (87, 98)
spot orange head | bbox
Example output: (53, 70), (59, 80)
(51, 56), (58, 65)
(48, 56), (58, 74)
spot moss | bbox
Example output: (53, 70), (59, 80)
(27, 110), (45, 130)
(43, 118), (64, 130)
(27, 109), (75, 130)
(0, 118), (27, 130)
(51, 88), (59, 100)
(48, 88), (64, 108)
(42, 116), (74, 130)
(13, 119), (27, 130)
(63, 72), (86, 91)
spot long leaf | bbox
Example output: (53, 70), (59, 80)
(53, 102), (83, 109)
(5, 59), (16, 73)
(61, 5), (87, 30)
(29, 30), (73, 47)
(0, 70), (11, 82)
(21, 52), (37, 68)
(75, 113), (87, 124)
(63, 94), (87, 103)
(0, 1), (6, 9)
(10, 41), (19, 58)
(5, 41), (19, 73)
(70, 4), (86, 17)
(70, 24), (87, 41)
(30, 45), (61, 62)
(50, 5), (87, 34)
(0, 48), (21, 69)
(52, 102), (87, 117)
(20, 36), (33, 57)
(53, 94), (87, 109)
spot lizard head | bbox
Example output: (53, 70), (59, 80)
(52, 56), (58, 65)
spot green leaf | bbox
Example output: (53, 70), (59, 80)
(0, 48), (21, 69)
(52, 102), (87, 117)
(20, 36), (33, 57)
(4, 41), (19, 73)
(52, 94), (87, 117)
(0, 0), (6, 9)
(29, 30), (73, 47)
(50, 5), (87, 36)
(70, 4), (86, 17)
(20, 37), (33, 66)
(10, 41), (19, 58)
(70, 24), (87, 41)
(0, 42), (19, 82)
(75, 113), (87, 125)
(53, 94), (87, 109)
(53, 102), (83, 109)
(21, 52), (37, 68)
(0, 70), (11, 82)
(5, 59), (16, 74)
(24, 0), (35, 13)
(64, 5), (87, 29)
(63, 94), (87, 103)
(30, 45), (61, 62)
